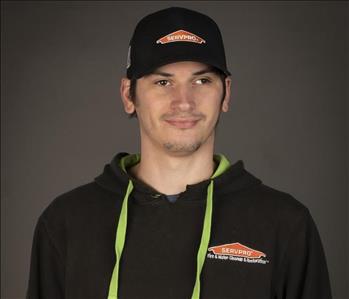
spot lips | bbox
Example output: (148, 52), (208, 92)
(165, 118), (200, 129)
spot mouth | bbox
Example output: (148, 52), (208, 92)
(164, 119), (201, 129)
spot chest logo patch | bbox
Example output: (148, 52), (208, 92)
(207, 242), (269, 265)
(156, 30), (206, 44)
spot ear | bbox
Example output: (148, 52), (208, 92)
(120, 77), (136, 114)
(221, 77), (231, 113)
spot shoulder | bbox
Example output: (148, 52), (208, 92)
(41, 182), (99, 215)
(248, 184), (314, 236)
(254, 184), (308, 214)
(38, 181), (118, 229)
(223, 183), (313, 232)
(225, 181), (308, 214)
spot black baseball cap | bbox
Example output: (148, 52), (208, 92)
(126, 7), (231, 79)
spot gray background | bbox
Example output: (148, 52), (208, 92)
(1, 1), (348, 298)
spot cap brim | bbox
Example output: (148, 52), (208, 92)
(131, 55), (231, 79)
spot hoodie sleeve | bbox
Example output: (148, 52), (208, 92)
(274, 208), (332, 299)
(26, 215), (65, 299)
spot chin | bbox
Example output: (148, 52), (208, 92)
(162, 141), (202, 154)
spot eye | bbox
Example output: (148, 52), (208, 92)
(155, 79), (170, 86)
(195, 78), (211, 85)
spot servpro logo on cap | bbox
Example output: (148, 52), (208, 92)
(156, 30), (206, 44)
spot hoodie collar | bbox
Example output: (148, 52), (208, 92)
(94, 152), (262, 203)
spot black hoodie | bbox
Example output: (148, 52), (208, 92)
(26, 152), (332, 299)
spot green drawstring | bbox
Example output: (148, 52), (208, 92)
(191, 179), (214, 299)
(107, 180), (134, 299)
(191, 154), (230, 299)
(107, 154), (230, 299)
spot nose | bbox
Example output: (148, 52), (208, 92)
(170, 85), (196, 112)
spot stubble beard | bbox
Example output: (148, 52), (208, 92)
(163, 141), (203, 154)
(162, 125), (215, 155)
(161, 111), (223, 155)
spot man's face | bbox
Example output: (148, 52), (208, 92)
(121, 61), (231, 156)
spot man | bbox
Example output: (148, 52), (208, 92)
(26, 7), (332, 299)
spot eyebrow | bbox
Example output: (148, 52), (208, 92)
(147, 67), (216, 77)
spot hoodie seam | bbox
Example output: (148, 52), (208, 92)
(271, 207), (309, 296)
(39, 216), (66, 279)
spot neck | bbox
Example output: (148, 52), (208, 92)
(129, 140), (216, 195)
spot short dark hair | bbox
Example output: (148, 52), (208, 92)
(127, 66), (227, 119)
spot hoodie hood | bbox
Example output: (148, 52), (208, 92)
(94, 152), (262, 202)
